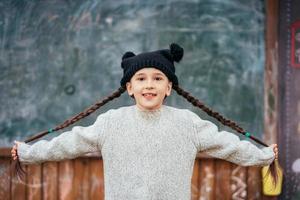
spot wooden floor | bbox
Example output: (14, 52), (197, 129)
(0, 148), (274, 200)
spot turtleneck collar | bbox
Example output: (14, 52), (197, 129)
(134, 104), (164, 121)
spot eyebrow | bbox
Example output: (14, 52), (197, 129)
(136, 73), (164, 76)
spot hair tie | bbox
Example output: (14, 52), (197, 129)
(245, 132), (251, 138)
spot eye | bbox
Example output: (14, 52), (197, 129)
(155, 77), (163, 81)
(137, 77), (145, 81)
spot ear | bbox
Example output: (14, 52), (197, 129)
(126, 82), (133, 96)
(122, 51), (136, 61)
(166, 81), (172, 96)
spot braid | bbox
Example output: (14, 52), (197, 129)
(176, 86), (242, 131)
(172, 85), (267, 146)
(172, 85), (279, 185)
(13, 86), (126, 179)
(24, 86), (126, 143)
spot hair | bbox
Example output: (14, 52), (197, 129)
(12, 84), (280, 186)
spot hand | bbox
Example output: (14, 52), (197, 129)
(11, 141), (22, 160)
(270, 144), (278, 160)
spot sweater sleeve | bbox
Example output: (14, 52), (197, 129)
(188, 111), (275, 167)
(17, 111), (110, 164)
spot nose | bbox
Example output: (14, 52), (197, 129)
(145, 79), (154, 89)
(145, 86), (154, 90)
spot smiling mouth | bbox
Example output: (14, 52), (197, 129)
(142, 93), (157, 97)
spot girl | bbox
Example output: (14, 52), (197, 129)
(11, 43), (279, 200)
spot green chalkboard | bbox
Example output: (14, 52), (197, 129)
(0, 0), (265, 146)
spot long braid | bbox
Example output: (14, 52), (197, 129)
(172, 85), (266, 145)
(172, 84), (279, 185)
(12, 86), (127, 179)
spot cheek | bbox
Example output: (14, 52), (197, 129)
(132, 86), (143, 94)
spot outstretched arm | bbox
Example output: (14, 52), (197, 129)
(189, 111), (276, 166)
(11, 112), (109, 164)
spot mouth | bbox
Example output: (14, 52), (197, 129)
(142, 93), (157, 97)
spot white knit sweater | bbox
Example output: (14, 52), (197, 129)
(18, 105), (274, 200)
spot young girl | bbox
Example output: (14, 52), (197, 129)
(11, 43), (278, 199)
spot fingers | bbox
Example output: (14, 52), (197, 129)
(271, 144), (279, 160)
(11, 150), (18, 160)
(11, 140), (20, 160)
(11, 147), (18, 160)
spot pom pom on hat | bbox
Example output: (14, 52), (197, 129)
(170, 43), (184, 62)
(122, 51), (136, 61)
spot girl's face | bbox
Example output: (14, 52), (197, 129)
(126, 68), (172, 111)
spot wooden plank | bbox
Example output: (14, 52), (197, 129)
(215, 160), (231, 200)
(0, 158), (11, 200)
(73, 158), (90, 200)
(191, 159), (200, 200)
(58, 160), (74, 200)
(264, 0), (279, 145)
(264, 1), (279, 199)
(89, 158), (104, 200)
(198, 159), (215, 200)
(11, 162), (26, 200)
(247, 166), (262, 200)
(230, 164), (247, 200)
(0, 149), (11, 158)
(42, 162), (58, 200)
(27, 164), (42, 200)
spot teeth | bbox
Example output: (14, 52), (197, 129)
(144, 94), (155, 96)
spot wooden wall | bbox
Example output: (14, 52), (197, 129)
(0, 149), (267, 200)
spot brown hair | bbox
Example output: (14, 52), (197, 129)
(12, 85), (280, 185)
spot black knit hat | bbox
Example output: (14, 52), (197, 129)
(120, 43), (184, 86)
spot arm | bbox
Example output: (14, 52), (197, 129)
(17, 112), (109, 164)
(188, 111), (275, 167)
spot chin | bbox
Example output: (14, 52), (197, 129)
(139, 103), (161, 110)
